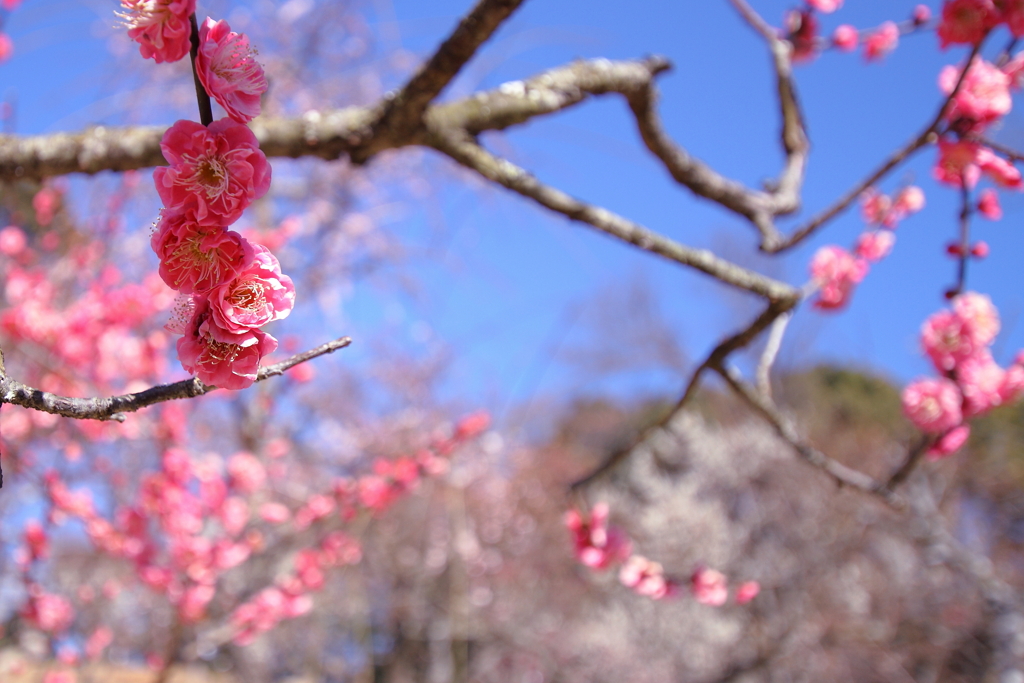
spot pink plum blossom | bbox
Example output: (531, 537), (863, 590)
(808, 0), (842, 13)
(1003, 0), (1024, 36)
(691, 567), (729, 606)
(209, 245), (295, 333)
(809, 246), (868, 310)
(619, 555), (673, 600)
(0, 34), (11, 63)
(154, 118), (271, 226)
(927, 424), (971, 459)
(976, 148), (1022, 188)
(228, 452), (267, 493)
(24, 521), (48, 561)
(196, 18), (268, 124)
(832, 25), (858, 51)
(565, 502), (632, 570)
(939, 58), (1012, 127)
(151, 211), (255, 295)
(22, 589), (74, 633)
(860, 188), (892, 225)
(118, 0), (195, 63)
(934, 139), (982, 188)
(902, 377), (963, 434)
(864, 21), (899, 61)
(177, 296), (278, 390)
(957, 349), (1005, 416)
(785, 10), (819, 63)
(259, 502), (291, 523)
(953, 291), (1000, 347)
(937, 0), (999, 48)
(735, 581), (761, 604)
(0, 225), (26, 256)
(85, 626), (114, 661)
(1000, 361), (1024, 403)
(893, 186), (926, 216)
(977, 187), (1002, 218)
(922, 310), (977, 371)
(854, 231), (895, 262)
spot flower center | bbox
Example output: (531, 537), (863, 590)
(227, 280), (265, 312)
(168, 232), (222, 288)
(204, 337), (241, 364)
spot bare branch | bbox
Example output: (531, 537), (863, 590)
(728, 0), (778, 43)
(429, 56), (671, 134)
(882, 434), (934, 491)
(427, 128), (800, 304)
(0, 57), (669, 181)
(0, 336), (351, 421)
(716, 364), (902, 507)
(626, 83), (782, 244)
(571, 300), (797, 489)
(756, 310), (791, 399)
(351, 0), (526, 162)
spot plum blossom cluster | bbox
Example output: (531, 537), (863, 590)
(122, 4), (288, 389)
(936, 0), (1024, 48)
(902, 292), (1024, 458)
(809, 185), (924, 310)
(32, 412), (490, 651)
(14, 518), (114, 673)
(785, 3), (929, 64)
(565, 502), (759, 605)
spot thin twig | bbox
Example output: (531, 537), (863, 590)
(0, 337), (352, 422)
(950, 183), (972, 297)
(756, 311), (791, 399)
(716, 364), (903, 508)
(966, 135), (1024, 161)
(570, 301), (797, 490)
(882, 435), (934, 491)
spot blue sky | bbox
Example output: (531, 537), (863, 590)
(3, 0), (1024, 415)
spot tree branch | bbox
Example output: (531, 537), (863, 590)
(0, 57), (671, 181)
(0, 336), (351, 421)
(427, 128), (800, 304)
(571, 300), (797, 489)
(352, 0), (526, 162)
(716, 364), (902, 507)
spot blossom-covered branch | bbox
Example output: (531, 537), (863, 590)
(0, 336), (351, 422)
(766, 34), (989, 253)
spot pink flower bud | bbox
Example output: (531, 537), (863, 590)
(854, 231), (895, 262)
(902, 377), (963, 434)
(808, 0), (842, 14)
(912, 4), (932, 25)
(864, 21), (898, 61)
(927, 424), (970, 460)
(735, 581), (761, 604)
(971, 241), (990, 258)
(832, 24), (858, 51)
(977, 188), (1002, 219)
(691, 567), (729, 606)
